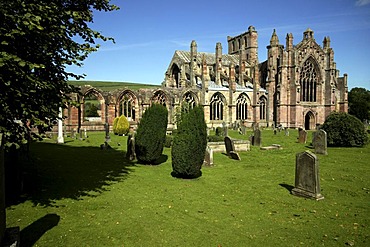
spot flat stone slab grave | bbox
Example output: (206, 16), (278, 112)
(260, 144), (282, 150)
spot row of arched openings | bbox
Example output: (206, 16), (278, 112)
(81, 89), (267, 122)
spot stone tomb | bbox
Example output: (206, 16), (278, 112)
(313, 129), (328, 155)
(292, 151), (324, 200)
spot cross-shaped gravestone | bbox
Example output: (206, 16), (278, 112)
(292, 151), (324, 200)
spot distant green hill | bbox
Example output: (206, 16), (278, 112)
(68, 80), (160, 91)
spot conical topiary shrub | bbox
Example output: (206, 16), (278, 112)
(171, 106), (207, 179)
(113, 115), (130, 135)
(135, 104), (168, 164)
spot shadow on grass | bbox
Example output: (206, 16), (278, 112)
(10, 142), (134, 207)
(20, 213), (60, 246)
(279, 183), (294, 193)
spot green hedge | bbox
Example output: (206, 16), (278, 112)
(321, 112), (368, 147)
(171, 106), (207, 179)
(135, 104), (168, 164)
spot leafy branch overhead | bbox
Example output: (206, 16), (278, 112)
(0, 0), (119, 148)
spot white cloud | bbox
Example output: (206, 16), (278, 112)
(356, 0), (370, 6)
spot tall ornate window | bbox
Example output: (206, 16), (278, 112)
(259, 96), (267, 120)
(183, 92), (196, 109)
(119, 93), (136, 121)
(152, 91), (167, 107)
(300, 58), (318, 102)
(210, 93), (224, 120)
(236, 94), (249, 120)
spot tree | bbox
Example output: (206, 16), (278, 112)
(113, 115), (129, 136)
(321, 112), (368, 147)
(348, 87), (370, 122)
(171, 106), (207, 179)
(0, 0), (118, 148)
(135, 104), (168, 164)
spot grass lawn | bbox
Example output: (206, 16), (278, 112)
(6, 129), (370, 246)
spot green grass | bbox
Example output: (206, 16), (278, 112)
(68, 80), (160, 91)
(6, 130), (370, 246)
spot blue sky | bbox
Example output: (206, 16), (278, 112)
(68, 0), (370, 90)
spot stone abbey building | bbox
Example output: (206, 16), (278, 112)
(64, 26), (348, 131)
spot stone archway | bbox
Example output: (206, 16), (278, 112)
(304, 111), (315, 130)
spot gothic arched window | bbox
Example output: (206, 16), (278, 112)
(183, 92), (196, 109)
(236, 94), (249, 120)
(210, 93), (224, 120)
(152, 91), (167, 107)
(119, 93), (136, 121)
(300, 58), (318, 102)
(259, 96), (267, 120)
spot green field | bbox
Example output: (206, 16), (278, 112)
(68, 80), (160, 91)
(6, 130), (370, 246)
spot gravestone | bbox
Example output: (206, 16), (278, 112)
(229, 151), (241, 160)
(313, 129), (328, 155)
(224, 136), (235, 156)
(292, 151), (324, 200)
(253, 129), (261, 146)
(126, 132), (136, 161)
(298, 129), (307, 144)
(222, 121), (228, 137)
(84, 128), (88, 138)
(203, 146), (213, 166)
(285, 128), (289, 136)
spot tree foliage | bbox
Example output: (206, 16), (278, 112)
(113, 115), (129, 136)
(171, 106), (207, 179)
(348, 87), (370, 122)
(0, 0), (118, 148)
(135, 104), (168, 164)
(321, 112), (368, 147)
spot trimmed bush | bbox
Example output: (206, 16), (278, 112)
(164, 135), (173, 148)
(135, 104), (168, 164)
(321, 112), (368, 147)
(112, 117), (119, 135)
(171, 106), (207, 179)
(114, 115), (130, 135)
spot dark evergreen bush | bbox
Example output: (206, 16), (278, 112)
(135, 104), (168, 164)
(164, 135), (173, 148)
(171, 106), (207, 179)
(321, 112), (368, 147)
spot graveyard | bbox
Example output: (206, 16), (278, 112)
(5, 129), (370, 246)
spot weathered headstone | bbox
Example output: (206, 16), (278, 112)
(229, 151), (241, 160)
(84, 128), (88, 138)
(126, 132), (136, 161)
(222, 121), (228, 137)
(224, 136), (235, 156)
(292, 151), (324, 200)
(253, 129), (261, 146)
(285, 128), (289, 136)
(298, 129), (307, 144)
(203, 146), (213, 166)
(313, 129), (328, 155)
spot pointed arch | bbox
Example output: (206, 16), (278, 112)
(259, 96), (267, 120)
(236, 93), (251, 120)
(82, 88), (104, 122)
(300, 56), (320, 102)
(117, 90), (138, 121)
(182, 91), (198, 109)
(304, 111), (316, 130)
(210, 92), (226, 120)
(151, 90), (168, 107)
(170, 63), (181, 88)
